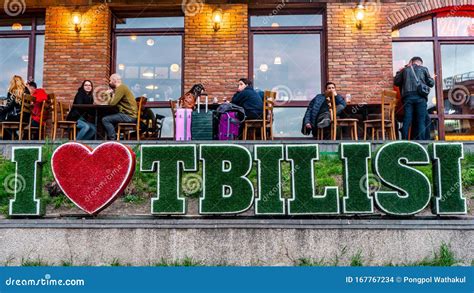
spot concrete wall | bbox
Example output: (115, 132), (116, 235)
(0, 218), (473, 266)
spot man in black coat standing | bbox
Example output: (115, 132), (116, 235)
(302, 82), (346, 137)
(394, 56), (435, 140)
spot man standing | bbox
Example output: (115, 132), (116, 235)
(302, 82), (346, 137)
(394, 56), (435, 140)
(102, 74), (137, 140)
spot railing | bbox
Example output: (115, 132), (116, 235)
(443, 71), (474, 88)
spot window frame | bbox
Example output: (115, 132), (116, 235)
(249, 8), (327, 109)
(0, 16), (45, 82)
(111, 13), (185, 109)
(392, 12), (474, 140)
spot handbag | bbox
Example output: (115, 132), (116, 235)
(410, 66), (430, 98)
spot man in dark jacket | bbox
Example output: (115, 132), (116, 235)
(302, 82), (346, 136)
(394, 56), (435, 140)
(231, 78), (263, 120)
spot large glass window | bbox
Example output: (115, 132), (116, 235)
(392, 11), (474, 140)
(251, 11), (324, 138)
(116, 35), (182, 101)
(0, 17), (45, 95)
(253, 34), (321, 101)
(113, 15), (184, 138)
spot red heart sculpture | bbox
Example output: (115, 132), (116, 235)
(51, 142), (136, 215)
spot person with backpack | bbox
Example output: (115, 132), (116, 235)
(394, 56), (435, 140)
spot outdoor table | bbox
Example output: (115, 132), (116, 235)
(70, 104), (118, 140)
(343, 102), (382, 121)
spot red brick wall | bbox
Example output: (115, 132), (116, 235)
(184, 4), (248, 100)
(43, 4), (111, 103)
(326, 2), (406, 104)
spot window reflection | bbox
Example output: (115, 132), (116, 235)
(445, 119), (474, 139)
(253, 34), (321, 101)
(0, 38), (29, 95)
(441, 44), (474, 116)
(34, 35), (44, 87)
(438, 16), (474, 37)
(0, 18), (32, 31)
(251, 14), (322, 27)
(392, 19), (432, 37)
(273, 108), (307, 138)
(116, 17), (184, 29)
(116, 36), (182, 101)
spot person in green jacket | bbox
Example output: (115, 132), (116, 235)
(102, 73), (138, 140)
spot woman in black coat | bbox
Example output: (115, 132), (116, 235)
(67, 80), (96, 140)
(231, 78), (263, 120)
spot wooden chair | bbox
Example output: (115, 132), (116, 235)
(117, 96), (146, 141)
(243, 91), (276, 140)
(363, 90), (397, 140)
(0, 94), (32, 141)
(326, 92), (359, 140)
(52, 95), (77, 140)
(24, 96), (48, 140)
(169, 100), (178, 140)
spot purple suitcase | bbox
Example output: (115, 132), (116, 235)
(218, 112), (240, 140)
(175, 108), (192, 141)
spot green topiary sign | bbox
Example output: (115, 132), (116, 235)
(7, 142), (468, 217)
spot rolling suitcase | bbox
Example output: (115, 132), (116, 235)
(191, 96), (217, 140)
(175, 108), (192, 141)
(218, 112), (240, 140)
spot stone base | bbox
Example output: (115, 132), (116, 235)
(1, 218), (473, 266)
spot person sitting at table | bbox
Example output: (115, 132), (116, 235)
(0, 76), (30, 139)
(26, 81), (48, 128)
(102, 74), (137, 140)
(301, 82), (346, 136)
(231, 78), (263, 120)
(0, 75), (30, 122)
(67, 80), (96, 140)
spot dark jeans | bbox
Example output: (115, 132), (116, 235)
(102, 112), (136, 140)
(401, 95), (428, 140)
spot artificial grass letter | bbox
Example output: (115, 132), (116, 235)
(254, 145), (285, 215)
(374, 142), (431, 216)
(199, 144), (254, 214)
(286, 145), (339, 215)
(141, 145), (197, 215)
(9, 147), (43, 216)
(339, 143), (373, 214)
(429, 143), (466, 215)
